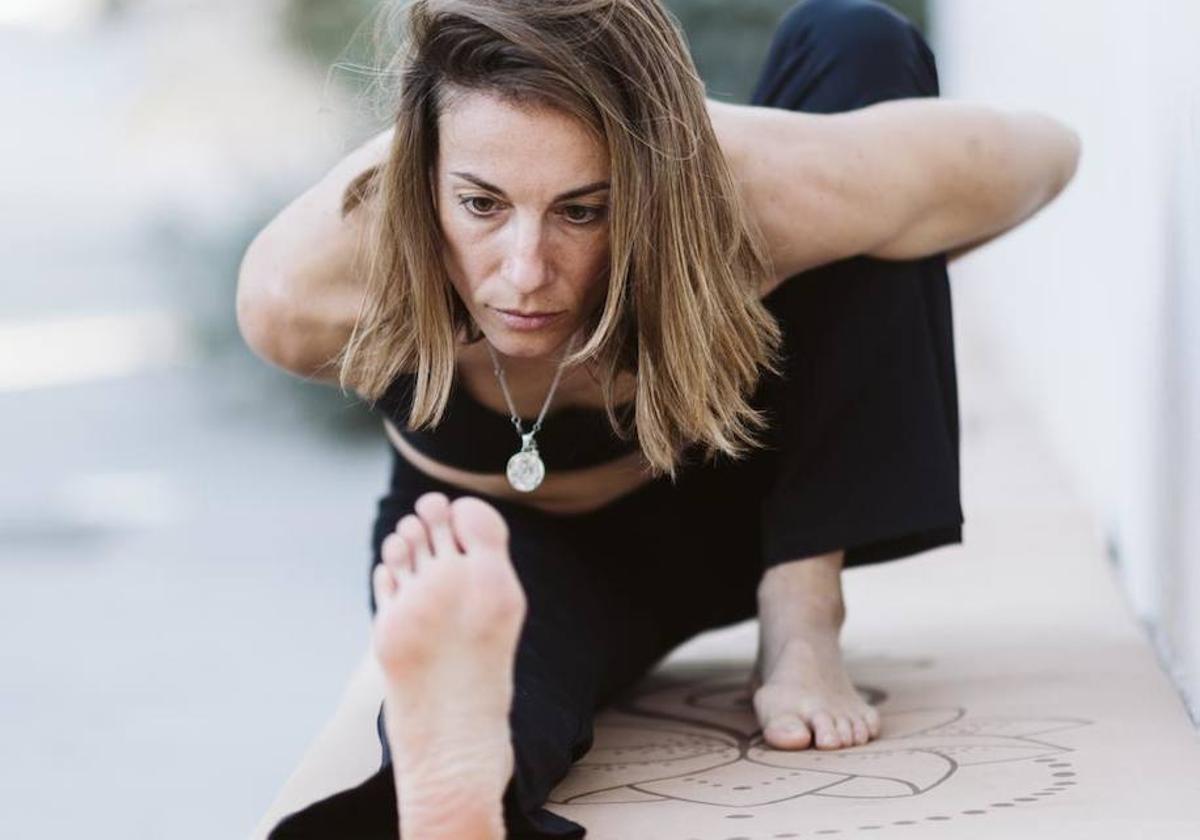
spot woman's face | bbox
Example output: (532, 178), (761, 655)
(435, 90), (611, 360)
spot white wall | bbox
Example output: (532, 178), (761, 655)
(929, 0), (1200, 717)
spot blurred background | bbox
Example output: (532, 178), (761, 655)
(1, 0), (1195, 837)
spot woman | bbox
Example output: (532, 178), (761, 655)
(238, 0), (1079, 837)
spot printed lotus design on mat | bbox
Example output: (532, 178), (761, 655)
(548, 669), (1091, 808)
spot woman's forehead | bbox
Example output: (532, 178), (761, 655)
(437, 90), (609, 184)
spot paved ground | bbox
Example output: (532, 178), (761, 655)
(1, 361), (388, 839)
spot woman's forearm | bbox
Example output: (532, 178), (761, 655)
(707, 97), (1081, 277)
(236, 128), (393, 382)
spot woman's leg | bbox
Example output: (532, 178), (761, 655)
(270, 474), (688, 840)
(747, 0), (964, 750)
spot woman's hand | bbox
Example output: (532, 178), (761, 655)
(707, 98), (1081, 288)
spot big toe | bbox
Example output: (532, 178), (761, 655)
(451, 497), (522, 624)
(414, 492), (457, 557)
(763, 714), (813, 750)
(451, 497), (509, 556)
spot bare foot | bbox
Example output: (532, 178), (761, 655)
(751, 561), (881, 752)
(372, 492), (527, 840)
(751, 628), (881, 751)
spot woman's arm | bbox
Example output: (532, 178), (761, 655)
(708, 98), (1081, 285)
(236, 128), (392, 384)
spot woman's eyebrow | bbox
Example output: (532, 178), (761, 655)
(450, 171), (610, 202)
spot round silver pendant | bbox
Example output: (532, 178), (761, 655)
(506, 449), (546, 493)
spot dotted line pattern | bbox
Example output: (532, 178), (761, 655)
(680, 757), (1078, 840)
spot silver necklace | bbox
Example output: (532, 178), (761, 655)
(485, 334), (577, 493)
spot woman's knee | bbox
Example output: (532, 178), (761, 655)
(757, 0), (938, 108)
(775, 0), (924, 58)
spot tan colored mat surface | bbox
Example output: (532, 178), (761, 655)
(549, 541), (1200, 838)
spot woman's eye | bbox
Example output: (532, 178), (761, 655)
(460, 196), (500, 216)
(562, 205), (606, 225)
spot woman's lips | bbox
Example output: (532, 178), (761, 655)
(493, 307), (564, 331)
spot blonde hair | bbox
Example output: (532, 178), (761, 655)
(339, 0), (782, 478)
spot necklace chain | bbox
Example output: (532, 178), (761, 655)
(485, 333), (577, 441)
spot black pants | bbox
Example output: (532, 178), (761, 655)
(270, 1), (962, 836)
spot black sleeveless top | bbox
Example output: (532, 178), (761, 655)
(373, 371), (640, 473)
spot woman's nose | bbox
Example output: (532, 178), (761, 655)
(502, 221), (550, 294)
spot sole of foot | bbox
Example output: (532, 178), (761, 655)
(372, 492), (527, 840)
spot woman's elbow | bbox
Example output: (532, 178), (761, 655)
(1051, 120), (1083, 201)
(1022, 111), (1082, 210)
(236, 240), (298, 372)
(235, 258), (352, 384)
(980, 111), (1082, 233)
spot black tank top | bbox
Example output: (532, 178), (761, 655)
(372, 371), (640, 473)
